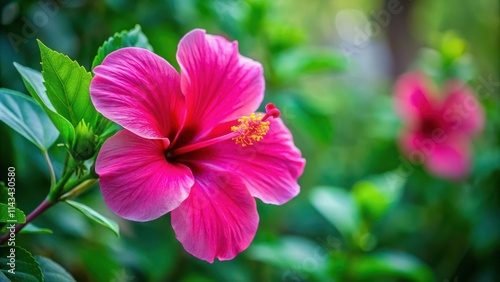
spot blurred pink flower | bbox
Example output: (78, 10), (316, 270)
(394, 72), (484, 179)
(90, 29), (305, 262)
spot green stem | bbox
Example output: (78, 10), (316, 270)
(42, 150), (56, 188)
(0, 198), (54, 244)
(0, 175), (97, 242)
(0, 170), (98, 240)
(62, 150), (70, 176)
(60, 178), (98, 200)
(48, 168), (75, 202)
(62, 172), (94, 194)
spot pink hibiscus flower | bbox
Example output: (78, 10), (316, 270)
(90, 29), (305, 262)
(394, 71), (484, 179)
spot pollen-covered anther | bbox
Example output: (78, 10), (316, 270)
(231, 103), (280, 147)
(231, 113), (270, 147)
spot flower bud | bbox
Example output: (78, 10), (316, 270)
(71, 120), (97, 161)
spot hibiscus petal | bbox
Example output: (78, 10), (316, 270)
(399, 131), (471, 180)
(399, 130), (435, 158)
(171, 169), (258, 263)
(176, 29), (264, 139)
(442, 81), (484, 136)
(96, 130), (194, 221)
(91, 47), (185, 139)
(425, 135), (471, 180)
(181, 118), (305, 205)
(394, 72), (437, 126)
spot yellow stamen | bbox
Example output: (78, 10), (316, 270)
(231, 113), (270, 147)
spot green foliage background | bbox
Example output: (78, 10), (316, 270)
(0, 0), (499, 281)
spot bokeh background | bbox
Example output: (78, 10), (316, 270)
(1, 0), (499, 281)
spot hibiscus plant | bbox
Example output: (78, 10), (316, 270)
(0, 25), (305, 280)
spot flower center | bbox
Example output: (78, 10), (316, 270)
(420, 116), (441, 137)
(165, 150), (174, 162)
(231, 103), (280, 147)
(169, 103), (280, 156)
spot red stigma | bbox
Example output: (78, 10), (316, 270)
(263, 103), (280, 121)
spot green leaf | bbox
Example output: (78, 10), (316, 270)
(0, 203), (26, 224)
(353, 182), (389, 221)
(248, 236), (330, 279)
(353, 170), (406, 221)
(12, 63), (53, 109)
(65, 200), (119, 237)
(370, 170), (406, 202)
(351, 251), (435, 282)
(35, 256), (76, 282)
(272, 93), (334, 144)
(92, 24), (153, 69)
(0, 183), (8, 204)
(274, 47), (347, 81)
(0, 88), (59, 151)
(14, 63), (75, 144)
(38, 40), (99, 129)
(310, 186), (360, 239)
(447, 54), (476, 82)
(413, 48), (442, 80)
(440, 31), (467, 64)
(78, 247), (122, 282)
(19, 224), (53, 234)
(0, 246), (43, 282)
(413, 47), (477, 83)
